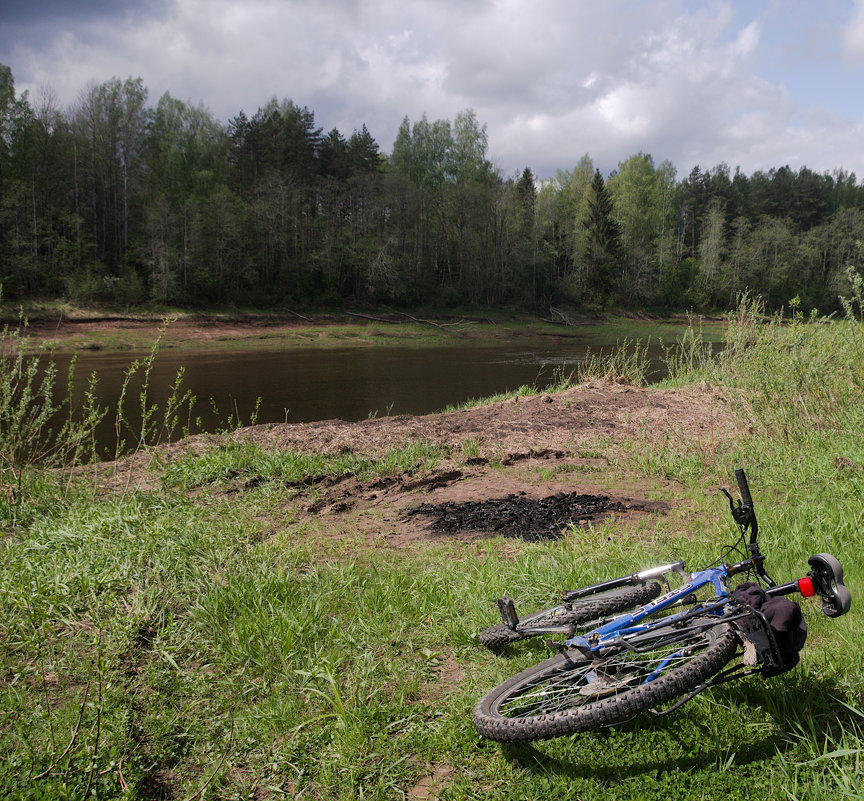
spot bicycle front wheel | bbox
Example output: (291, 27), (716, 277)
(478, 582), (662, 649)
(473, 620), (738, 741)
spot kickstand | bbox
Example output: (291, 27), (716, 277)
(497, 597), (519, 630)
(649, 664), (761, 716)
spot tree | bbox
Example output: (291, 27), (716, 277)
(581, 169), (622, 302)
(535, 154), (594, 286)
(72, 77), (149, 272)
(346, 125), (381, 175)
(318, 128), (350, 180)
(0, 66), (41, 294)
(144, 93), (226, 301)
(696, 197), (727, 305)
(608, 152), (678, 304)
(449, 109), (492, 184)
(515, 167), (536, 239)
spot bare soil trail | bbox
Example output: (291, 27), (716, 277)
(109, 380), (734, 548)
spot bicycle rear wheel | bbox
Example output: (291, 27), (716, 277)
(478, 582), (662, 649)
(473, 620), (738, 741)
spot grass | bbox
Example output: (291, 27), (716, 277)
(441, 340), (652, 413)
(1, 296), (862, 799)
(157, 439), (444, 492)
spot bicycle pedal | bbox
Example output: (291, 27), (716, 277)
(497, 597), (519, 629)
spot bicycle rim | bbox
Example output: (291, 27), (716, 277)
(473, 621), (738, 741)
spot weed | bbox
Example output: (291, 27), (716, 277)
(159, 439), (443, 492)
(459, 438), (482, 459)
(1, 312), (106, 500)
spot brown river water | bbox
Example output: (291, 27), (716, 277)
(46, 336), (713, 457)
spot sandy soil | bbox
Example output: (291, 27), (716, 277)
(107, 380), (735, 548)
(22, 316), (318, 346)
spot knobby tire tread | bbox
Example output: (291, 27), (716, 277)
(478, 582), (662, 649)
(472, 622), (738, 741)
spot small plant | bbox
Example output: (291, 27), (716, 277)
(662, 315), (716, 382)
(112, 320), (201, 462)
(460, 438), (482, 459)
(1, 310), (105, 500)
(573, 338), (650, 386)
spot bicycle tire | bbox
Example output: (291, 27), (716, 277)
(478, 582), (663, 649)
(473, 620), (738, 741)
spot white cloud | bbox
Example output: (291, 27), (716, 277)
(4, 0), (864, 177)
(844, 0), (864, 62)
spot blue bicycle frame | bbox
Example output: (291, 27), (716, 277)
(566, 563), (736, 653)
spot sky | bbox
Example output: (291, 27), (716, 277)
(2, 0), (864, 180)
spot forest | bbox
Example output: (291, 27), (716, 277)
(2, 63), (864, 313)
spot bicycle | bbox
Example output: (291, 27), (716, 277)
(472, 469), (852, 742)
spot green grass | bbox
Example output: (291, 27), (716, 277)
(1, 297), (863, 799)
(157, 439), (444, 492)
(441, 340), (652, 413)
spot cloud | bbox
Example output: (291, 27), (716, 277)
(3, 0), (864, 178)
(845, 0), (864, 61)
(481, 4), (788, 174)
(0, 0), (169, 25)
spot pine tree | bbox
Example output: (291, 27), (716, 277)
(581, 169), (622, 302)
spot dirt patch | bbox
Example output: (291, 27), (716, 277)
(228, 381), (730, 460)
(145, 380), (729, 465)
(407, 764), (455, 800)
(99, 380), (734, 547)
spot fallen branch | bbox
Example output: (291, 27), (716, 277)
(392, 311), (451, 330)
(345, 311), (393, 323)
(549, 307), (578, 326)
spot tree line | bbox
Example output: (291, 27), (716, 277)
(2, 64), (863, 313)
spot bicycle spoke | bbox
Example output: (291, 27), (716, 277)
(495, 632), (713, 719)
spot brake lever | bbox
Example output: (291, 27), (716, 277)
(720, 486), (754, 529)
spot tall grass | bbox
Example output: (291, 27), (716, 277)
(637, 288), (864, 799)
(1, 313), (104, 502)
(2, 299), (864, 799)
(1, 315), (198, 526)
(442, 338), (651, 413)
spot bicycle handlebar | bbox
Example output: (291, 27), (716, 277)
(735, 468), (753, 509)
(721, 468), (757, 541)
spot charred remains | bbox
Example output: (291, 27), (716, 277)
(406, 491), (641, 541)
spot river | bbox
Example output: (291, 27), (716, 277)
(44, 329), (714, 457)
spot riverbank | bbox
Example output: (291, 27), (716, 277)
(2, 298), (725, 353)
(107, 379), (733, 535)
(2, 304), (861, 800)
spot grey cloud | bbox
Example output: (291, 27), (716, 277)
(3, 0), (864, 179)
(0, 0), (170, 25)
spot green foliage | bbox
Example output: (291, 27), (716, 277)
(607, 153), (678, 305)
(713, 294), (864, 445)
(0, 313), (104, 497)
(6, 60), (864, 314)
(580, 169), (623, 303)
(2, 310), (864, 798)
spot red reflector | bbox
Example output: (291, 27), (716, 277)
(798, 577), (816, 597)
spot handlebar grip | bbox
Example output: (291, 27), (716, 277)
(735, 468), (753, 507)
